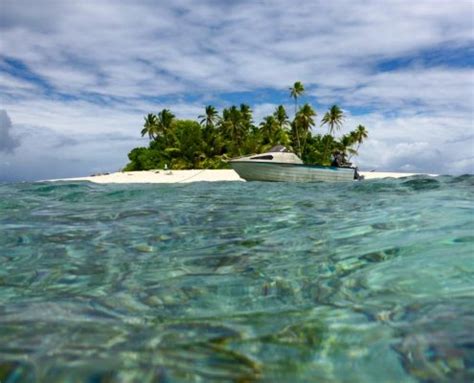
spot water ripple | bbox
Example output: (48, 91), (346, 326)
(0, 176), (473, 382)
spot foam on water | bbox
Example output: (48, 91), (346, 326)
(0, 176), (473, 382)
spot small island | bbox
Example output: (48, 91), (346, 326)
(124, 82), (368, 171)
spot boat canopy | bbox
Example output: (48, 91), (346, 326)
(268, 145), (290, 153)
(229, 146), (303, 164)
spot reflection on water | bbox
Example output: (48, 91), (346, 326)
(0, 176), (473, 382)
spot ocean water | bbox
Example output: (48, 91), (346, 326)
(0, 176), (473, 382)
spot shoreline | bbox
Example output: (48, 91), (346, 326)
(49, 169), (437, 184)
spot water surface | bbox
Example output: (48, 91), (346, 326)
(0, 176), (473, 382)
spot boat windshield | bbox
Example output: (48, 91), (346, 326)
(269, 145), (289, 152)
(250, 155), (274, 160)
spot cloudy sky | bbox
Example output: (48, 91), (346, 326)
(0, 0), (473, 181)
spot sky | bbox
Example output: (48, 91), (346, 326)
(0, 0), (473, 182)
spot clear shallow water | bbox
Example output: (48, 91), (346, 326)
(0, 176), (473, 382)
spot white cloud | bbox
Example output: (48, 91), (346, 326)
(0, 72), (36, 91)
(345, 112), (474, 174)
(0, 121), (148, 182)
(338, 68), (474, 113)
(0, 110), (20, 153)
(3, 0), (471, 96)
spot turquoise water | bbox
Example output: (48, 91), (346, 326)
(0, 176), (473, 382)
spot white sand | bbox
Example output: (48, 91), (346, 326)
(360, 171), (436, 180)
(53, 169), (243, 183)
(51, 169), (436, 183)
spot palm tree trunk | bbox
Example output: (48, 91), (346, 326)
(301, 129), (308, 159)
(294, 97), (302, 157)
(322, 122), (334, 165)
(348, 143), (361, 161)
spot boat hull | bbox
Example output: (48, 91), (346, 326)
(230, 161), (355, 182)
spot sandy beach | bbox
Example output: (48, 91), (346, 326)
(52, 169), (435, 184)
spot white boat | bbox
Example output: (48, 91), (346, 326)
(229, 146), (357, 182)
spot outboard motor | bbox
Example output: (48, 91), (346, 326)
(354, 167), (364, 180)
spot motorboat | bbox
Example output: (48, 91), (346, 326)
(229, 145), (357, 182)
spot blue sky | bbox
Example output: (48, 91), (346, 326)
(0, 0), (473, 181)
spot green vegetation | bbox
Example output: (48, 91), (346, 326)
(124, 83), (368, 171)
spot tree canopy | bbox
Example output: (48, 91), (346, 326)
(124, 83), (369, 171)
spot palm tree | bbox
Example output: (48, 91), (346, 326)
(272, 105), (291, 147)
(289, 81), (305, 156)
(239, 104), (252, 121)
(321, 105), (344, 163)
(220, 106), (245, 151)
(239, 104), (253, 137)
(348, 124), (368, 160)
(295, 103), (316, 157)
(321, 105), (345, 136)
(198, 105), (221, 158)
(354, 124), (368, 150)
(198, 105), (220, 129)
(289, 81), (305, 116)
(339, 134), (357, 160)
(156, 109), (175, 137)
(259, 115), (278, 144)
(273, 105), (290, 131)
(141, 113), (158, 140)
